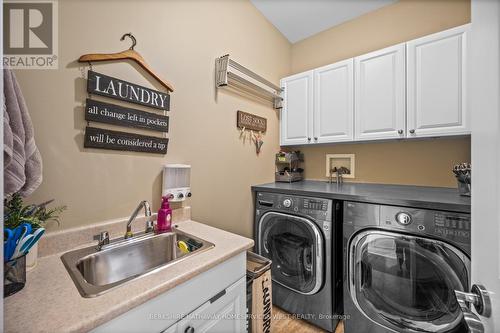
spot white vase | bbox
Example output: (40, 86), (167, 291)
(26, 242), (38, 271)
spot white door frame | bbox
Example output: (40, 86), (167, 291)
(470, 0), (500, 331)
(0, 1), (4, 327)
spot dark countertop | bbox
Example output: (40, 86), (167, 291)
(252, 180), (470, 213)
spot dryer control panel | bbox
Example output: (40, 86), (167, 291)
(380, 205), (471, 253)
(344, 202), (471, 253)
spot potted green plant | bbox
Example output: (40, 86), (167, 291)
(4, 193), (66, 269)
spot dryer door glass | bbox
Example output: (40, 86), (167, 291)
(349, 230), (470, 333)
(258, 212), (323, 295)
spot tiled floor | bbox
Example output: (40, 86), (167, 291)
(272, 306), (344, 333)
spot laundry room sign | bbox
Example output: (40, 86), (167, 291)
(84, 127), (168, 154)
(85, 99), (169, 132)
(87, 71), (170, 111)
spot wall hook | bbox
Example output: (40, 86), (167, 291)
(120, 32), (137, 50)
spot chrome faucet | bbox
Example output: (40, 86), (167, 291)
(96, 231), (110, 251)
(329, 167), (350, 186)
(329, 167), (337, 184)
(336, 168), (343, 186)
(125, 200), (153, 239)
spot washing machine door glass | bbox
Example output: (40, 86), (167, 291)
(349, 230), (470, 333)
(258, 212), (323, 295)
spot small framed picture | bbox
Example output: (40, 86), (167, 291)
(325, 154), (355, 178)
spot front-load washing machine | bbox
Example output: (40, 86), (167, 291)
(343, 201), (471, 333)
(255, 191), (342, 332)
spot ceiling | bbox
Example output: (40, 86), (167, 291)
(251, 0), (397, 43)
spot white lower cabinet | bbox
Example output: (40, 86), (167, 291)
(91, 252), (246, 333)
(171, 277), (245, 333)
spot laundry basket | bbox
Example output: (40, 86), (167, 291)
(246, 251), (272, 333)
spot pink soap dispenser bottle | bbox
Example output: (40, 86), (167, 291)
(156, 196), (172, 233)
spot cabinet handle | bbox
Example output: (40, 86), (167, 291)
(409, 129), (415, 134)
(307, 137), (311, 141)
(314, 137), (318, 141)
(398, 129), (403, 134)
(185, 326), (195, 333)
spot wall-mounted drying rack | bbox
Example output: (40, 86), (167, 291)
(215, 54), (283, 109)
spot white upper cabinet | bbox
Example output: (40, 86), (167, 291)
(280, 71), (313, 146)
(354, 44), (406, 141)
(279, 25), (470, 146)
(406, 25), (469, 138)
(313, 59), (354, 143)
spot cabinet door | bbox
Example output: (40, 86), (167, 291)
(407, 25), (469, 138)
(176, 276), (246, 333)
(91, 253), (246, 333)
(313, 59), (354, 143)
(354, 44), (406, 141)
(280, 71), (313, 146)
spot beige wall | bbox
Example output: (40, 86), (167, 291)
(301, 138), (470, 187)
(292, 0), (471, 73)
(16, 0), (291, 237)
(16, 0), (472, 238)
(290, 0), (471, 187)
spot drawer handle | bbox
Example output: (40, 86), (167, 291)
(185, 326), (195, 333)
(209, 289), (227, 303)
(409, 129), (415, 134)
(398, 129), (403, 134)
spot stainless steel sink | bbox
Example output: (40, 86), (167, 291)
(61, 230), (214, 297)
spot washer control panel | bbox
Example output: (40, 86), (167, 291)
(303, 198), (328, 211)
(256, 192), (332, 221)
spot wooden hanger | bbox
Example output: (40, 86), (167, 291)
(78, 33), (174, 92)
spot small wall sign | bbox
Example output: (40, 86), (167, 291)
(237, 111), (267, 132)
(87, 71), (170, 111)
(84, 127), (168, 154)
(85, 99), (169, 132)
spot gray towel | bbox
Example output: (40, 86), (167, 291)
(3, 69), (42, 197)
